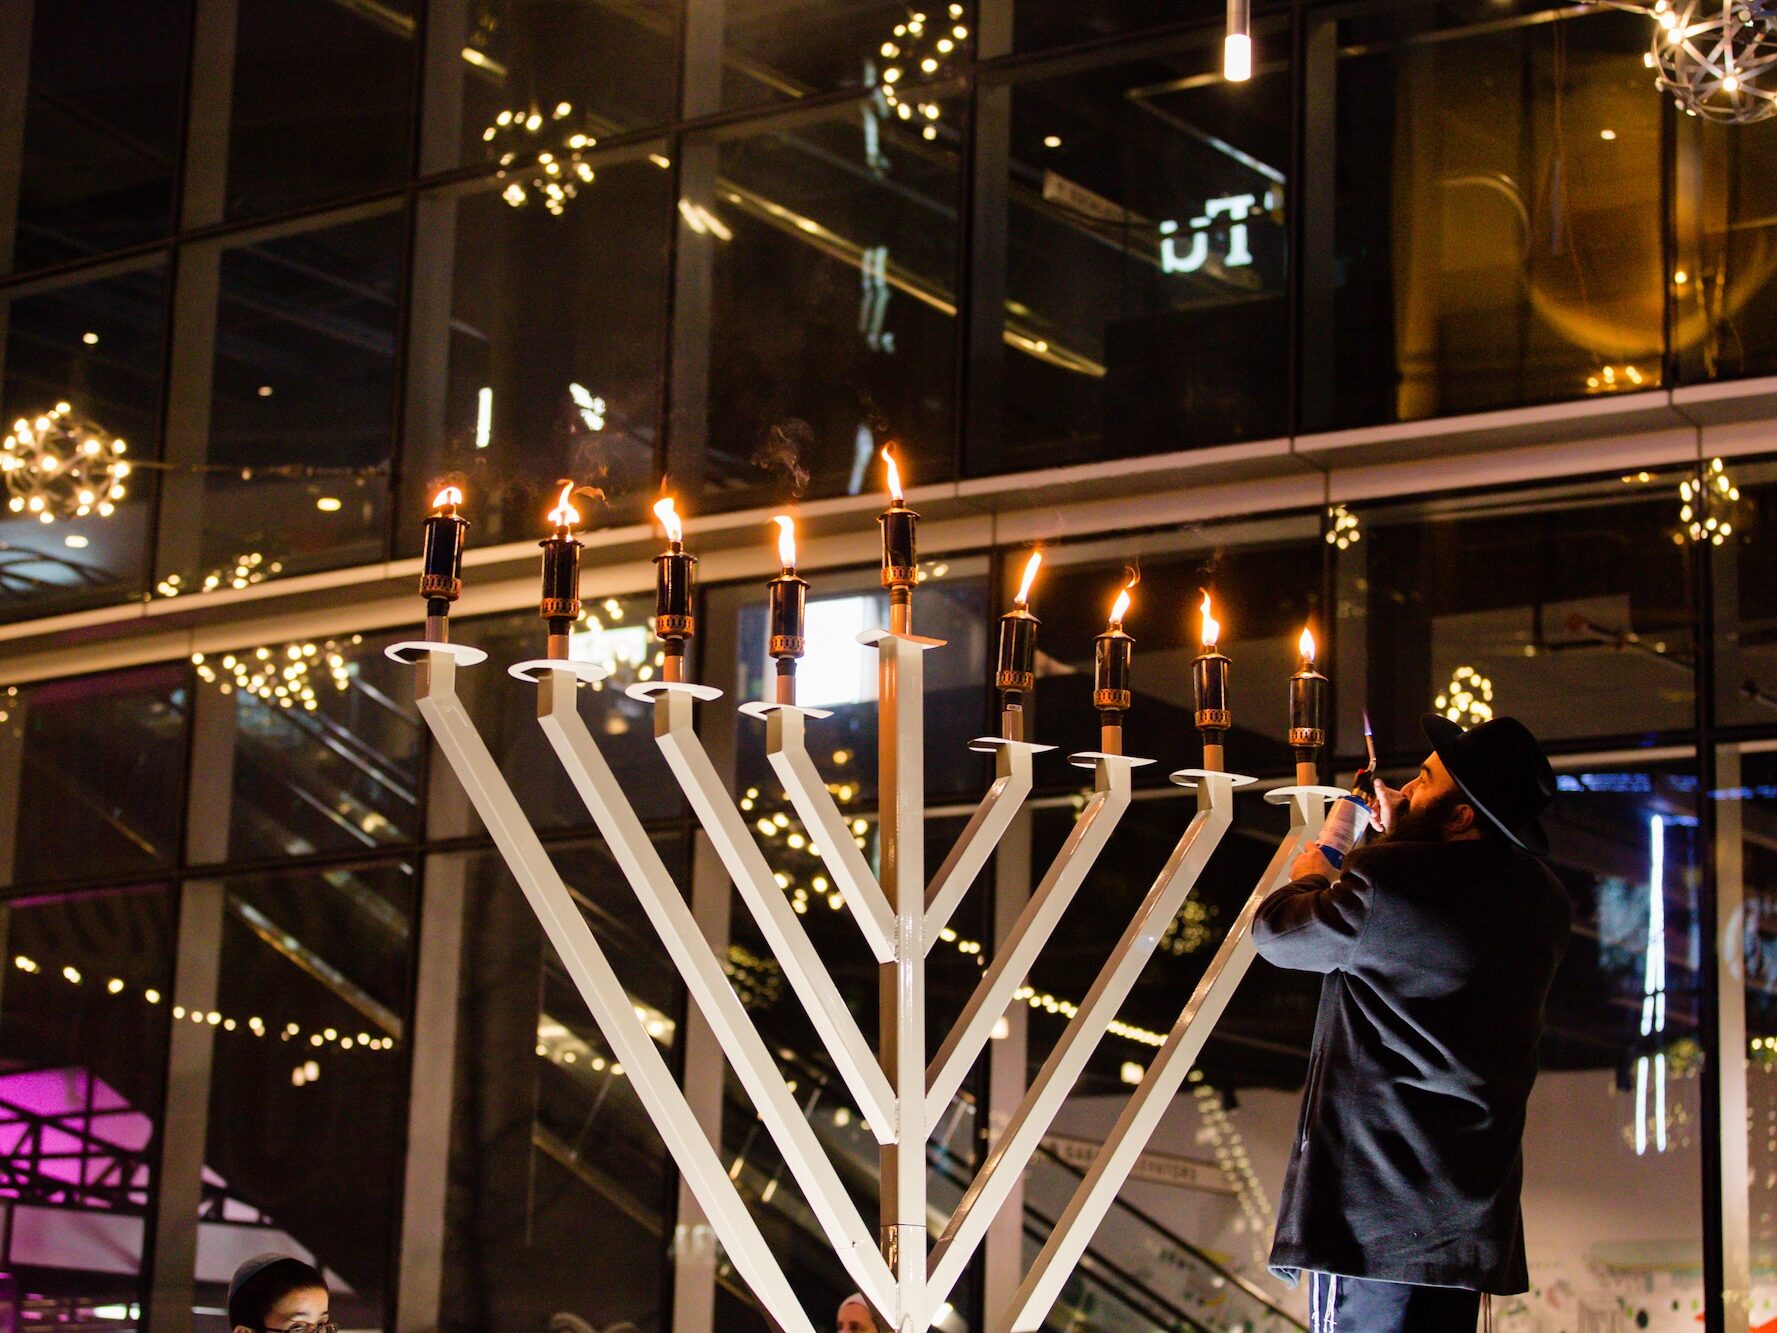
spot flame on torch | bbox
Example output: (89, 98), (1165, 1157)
(1299, 626), (1317, 664)
(1199, 590), (1220, 649)
(654, 496), (683, 544)
(432, 485), (464, 510)
(773, 514), (797, 569)
(548, 480), (579, 530)
(881, 445), (905, 504)
(1109, 579), (1134, 628)
(1014, 550), (1042, 608)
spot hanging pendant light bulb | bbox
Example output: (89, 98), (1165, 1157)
(1224, 0), (1253, 82)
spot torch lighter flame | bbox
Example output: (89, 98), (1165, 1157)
(431, 485), (464, 510)
(881, 446), (904, 504)
(1109, 583), (1133, 628)
(1014, 550), (1042, 607)
(548, 481), (579, 530)
(1299, 626), (1317, 663)
(773, 514), (797, 568)
(1199, 590), (1220, 648)
(654, 496), (683, 544)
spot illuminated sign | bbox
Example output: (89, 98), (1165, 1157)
(1160, 192), (1267, 274)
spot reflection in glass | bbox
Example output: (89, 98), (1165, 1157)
(0, 263), (166, 620)
(0, 887), (172, 1329)
(1322, 5), (1661, 428)
(977, 36), (1291, 475)
(210, 629), (423, 863)
(169, 210), (403, 594)
(443, 842), (679, 1329)
(1011, 0), (1219, 56)
(226, 0), (419, 219)
(9, 665), (186, 887)
(677, 98), (961, 512)
(1335, 472), (1697, 764)
(719, 0), (971, 112)
(7, 1), (189, 274)
(203, 864), (415, 1330)
(1676, 112), (1777, 383)
(1711, 458), (1777, 730)
(402, 157), (671, 552)
(455, 0), (678, 167)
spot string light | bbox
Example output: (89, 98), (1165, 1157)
(879, 5), (966, 141)
(1678, 457), (1742, 546)
(1, 404), (130, 523)
(191, 635), (361, 710)
(1612, 0), (1777, 123)
(1325, 504), (1361, 550)
(1436, 666), (1494, 727)
(484, 102), (598, 215)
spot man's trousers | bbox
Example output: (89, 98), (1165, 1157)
(1307, 1270), (1483, 1332)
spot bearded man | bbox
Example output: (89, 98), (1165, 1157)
(1253, 714), (1572, 1332)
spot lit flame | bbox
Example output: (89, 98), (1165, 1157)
(1199, 591), (1220, 648)
(1014, 550), (1042, 607)
(654, 496), (683, 544)
(881, 446), (904, 504)
(548, 481), (578, 531)
(1109, 581), (1133, 628)
(431, 485), (464, 510)
(1298, 626), (1316, 663)
(773, 514), (797, 568)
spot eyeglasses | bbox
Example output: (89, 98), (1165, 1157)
(264, 1323), (337, 1333)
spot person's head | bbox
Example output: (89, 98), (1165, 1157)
(1392, 714), (1555, 852)
(1390, 750), (1485, 844)
(837, 1293), (886, 1333)
(228, 1255), (329, 1333)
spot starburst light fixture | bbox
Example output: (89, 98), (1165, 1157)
(483, 100), (598, 215)
(1325, 504), (1361, 550)
(191, 637), (358, 711)
(879, 5), (967, 141)
(1436, 665), (1495, 727)
(1, 404), (130, 524)
(1607, 0), (1777, 123)
(1679, 455), (1742, 545)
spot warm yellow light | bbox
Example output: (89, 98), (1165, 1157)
(1109, 582), (1133, 628)
(1014, 550), (1042, 607)
(431, 485), (464, 510)
(1223, 33), (1252, 82)
(1299, 626), (1317, 663)
(1199, 590), (1220, 649)
(315, 496), (341, 512)
(654, 495), (683, 544)
(773, 514), (797, 568)
(548, 480), (580, 531)
(881, 446), (905, 503)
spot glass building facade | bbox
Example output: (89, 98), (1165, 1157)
(0, 1), (1775, 1331)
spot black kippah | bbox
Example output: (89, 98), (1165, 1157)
(227, 1254), (323, 1327)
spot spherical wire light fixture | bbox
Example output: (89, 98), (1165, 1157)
(1601, 0), (1777, 124)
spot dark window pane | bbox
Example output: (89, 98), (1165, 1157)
(719, 0), (971, 112)
(203, 863), (414, 1329)
(1336, 471), (1697, 761)
(1012, 0), (1216, 54)
(0, 887), (174, 1328)
(676, 99), (961, 513)
(226, 0), (419, 219)
(444, 840), (679, 1329)
(1679, 113), (1777, 382)
(974, 37), (1291, 476)
(455, 0), (678, 169)
(1728, 747), (1777, 1281)
(8, 1), (189, 273)
(1714, 456), (1777, 728)
(161, 209), (403, 598)
(0, 263), (165, 620)
(1320, 5), (1662, 430)
(8, 665), (186, 887)
(450, 603), (687, 831)
(207, 628), (424, 863)
(401, 156), (671, 551)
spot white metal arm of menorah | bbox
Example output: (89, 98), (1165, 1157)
(388, 622), (1343, 1333)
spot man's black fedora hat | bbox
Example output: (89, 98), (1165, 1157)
(1421, 712), (1556, 854)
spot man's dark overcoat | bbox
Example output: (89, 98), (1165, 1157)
(1253, 836), (1571, 1293)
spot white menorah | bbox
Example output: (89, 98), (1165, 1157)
(387, 625), (1344, 1333)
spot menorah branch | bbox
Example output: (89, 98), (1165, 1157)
(922, 738), (1048, 952)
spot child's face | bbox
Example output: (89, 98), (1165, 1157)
(255, 1286), (330, 1332)
(837, 1298), (877, 1333)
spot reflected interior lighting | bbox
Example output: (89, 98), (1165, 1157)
(774, 515), (797, 568)
(1326, 503), (1361, 549)
(1636, 813), (1668, 1156)
(654, 495), (683, 544)
(315, 496), (342, 513)
(475, 386), (493, 448)
(1223, 32), (1252, 82)
(795, 596), (880, 708)
(568, 382), (606, 431)
(1199, 590), (1220, 648)
(1013, 550), (1041, 607)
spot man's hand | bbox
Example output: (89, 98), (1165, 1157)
(1289, 845), (1337, 883)
(1371, 779), (1405, 835)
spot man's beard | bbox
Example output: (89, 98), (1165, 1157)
(1386, 789), (1465, 843)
